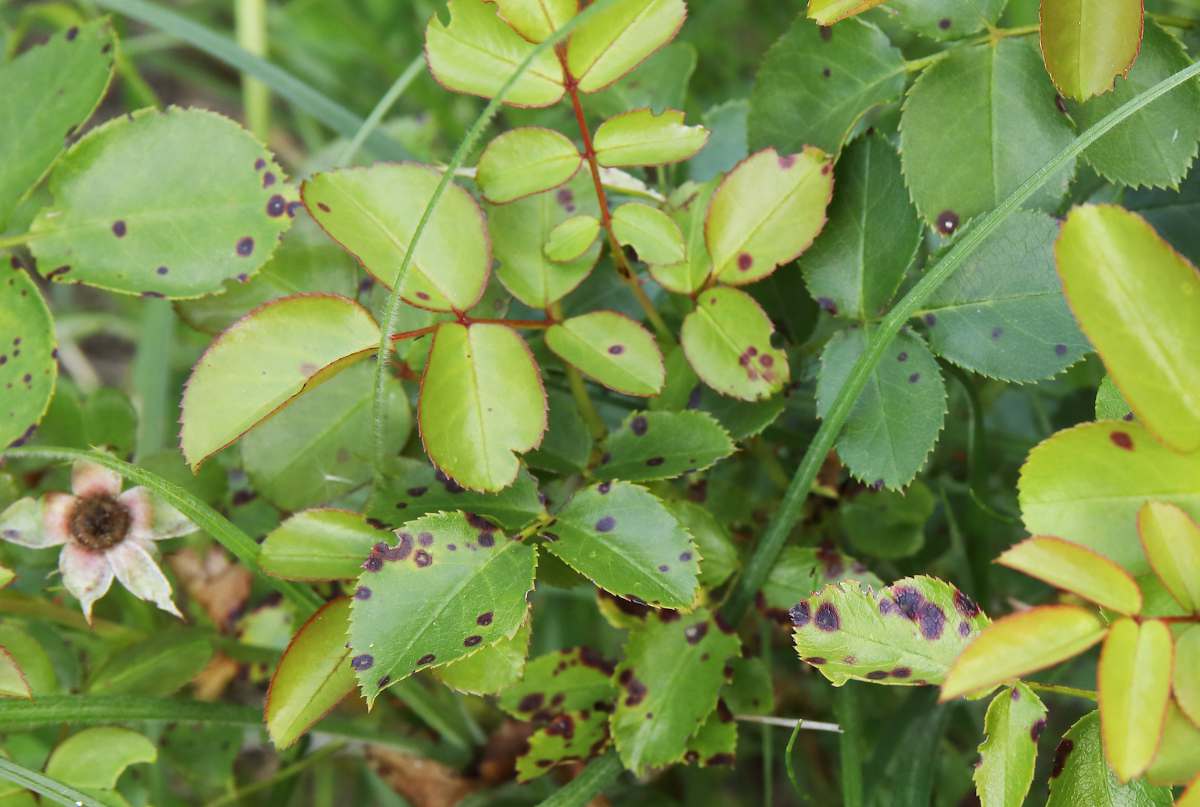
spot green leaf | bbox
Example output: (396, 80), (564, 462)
(1099, 617), (1173, 781)
(176, 219), (359, 334)
(900, 38), (1075, 232)
(348, 511), (536, 702)
(498, 646), (617, 718)
(527, 390), (591, 474)
(593, 108), (708, 167)
(566, 0), (686, 94)
(1137, 503), (1200, 613)
(685, 704), (737, 767)
(1056, 205), (1200, 452)
(997, 536), (1143, 615)
(706, 146), (833, 285)
(87, 633), (213, 697)
(889, 0), (1007, 41)
(545, 311), (665, 397)
(489, 174), (602, 308)
(544, 480), (698, 608)
(750, 17), (905, 156)
(0, 625), (55, 696)
(841, 481), (935, 559)
(1171, 628), (1200, 738)
(680, 286), (789, 401)
(1145, 701), (1200, 787)
(806, 0), (887, 25)
(760, 545), (882, 625)
(611, 203), (685, 265)
(1125, 165), (1200, 267)
(1019, 421), (1200, 576)
(517, 709), (610, 781)
(940, 605), (1107, 701)
(1096, 375), (1134, 421)
(366, 458), (546, 531)
(691, 99), (748, 182)
(611, 608), (740, 774)
(437, 618), (531, 695)
(260, 509), (389, 581)
(665, 500), (739, 589)
(30, 107), (293, 298)
(816, 327), (946, 489)
(425, 0), (565, 107)
(1068, 22), (1200, 189)
(265, 598), (356, 748)
(973, 683), (1047, 807)
(920, 210), (1088, 382)
(303, 163), (490, 311)
(487, 0), (578, 42)
(544, 215), (600, 263)
(45, 727), (155, 790)
(477, 127), (582, 204)
(0, 647), (30, 699)
(794, 575), (989, 687)
(1040, 0), (1143, 101)
(649, 178), (717, 295)
(797, 135), (920, 321)
(419, 322), (546, 492)
(180, 294), (380, 469)
(1047, 711), (1174, 806)
(0, 266), (57, 450)
(597, 410), (734, 482)
(241, 362), (410, 512)
(723, 657), (774, 716)
(0, 20), (114, 226)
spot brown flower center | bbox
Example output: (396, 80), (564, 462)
(69, 495), (131, 551)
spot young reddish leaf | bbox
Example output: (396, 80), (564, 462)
(681, 287), (789, 401)
(265, 598), (356, 749)
(476, 127), (581, 204)
(593, 108), (708, 167)
(0, 646), (31, 699)
(425, 0), (565, 107)
(1047, 711), (1174, 806)
(180, 294), (379, 470)
(794, 576), (989, 687)
(545, 481), (698, 608)
(436, 618), (531, 695)
(1145, 701), (1200, 786)
(1019, 421), (1200, 576)
(611, 202), (685, 265)
(1175, 627), (1200, 727)
(1040, 0), (1143, 101)
(597, 410), (734, 483)
(805, 0), (886, 25)
(1099, 617), (1173, 781)
(419, 322), (546, 492)
(566, 0), (686, 94)
(940, 606), (1107, 702)
(303, 164), (490, 311)
(348, 512), (536, 703)
(30, 108), (294, 298)
(0, 265), (57, 451)
(1138, 501), (1200, 612)
(260, 509), (388, 581)
(973, 683), (1047, 807)
(705, 147), (833, 285)
(485, 0), (577, 42)
(996, 536), (1143, 615)
(611, 609), (740, 774)
(543, 215), (600, 263)
(1057, 205), (1200, 452)
(545, 311), (664, 397)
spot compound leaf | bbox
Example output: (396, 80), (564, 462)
(545, 311), (664, 397)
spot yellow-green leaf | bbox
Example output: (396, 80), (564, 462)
(612, 202), (685, 265)
(973, 683), (1047, 807)
(477, 127), (581, 204)
(0, 646), (30, 699)
(1040, 0), (1144, 101)
(1057, 205), (1200, 452)
(807, 0), (887, 25)
(543, 214), (600, 263)
(1098, 617), (1173, 781)
(593, 108), (708, 167)
(566, 0), (686, 94)
(486, 0), (577, 42)
(1145, 701), (1200, 786)
(1138, 501), (1200, 612)
(1175, 626), (1200, 727)
(996, 536), (1143, 615)
(45, 727), (156, 790)
(545, 311), (664, 396)
(941, 606), (1107, 701)
(680, 287), (789, 401)
(436, 618), (531, 695)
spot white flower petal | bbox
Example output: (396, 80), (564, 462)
(0, 497), (66, 549)
(59, 543), (114, 623)
(71, 461), (122, 499)
(43, 494), (76, 548)
(119, 487), (197, 542)
(106, 541), (183, 619)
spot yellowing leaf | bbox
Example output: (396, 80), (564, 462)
(1057, 205), (1200, 452)
(0, 646), (30, 699)
(45, 727), (156, 790)
(426, 0), (565, 107)
(806, 0), (887, 25)
(1175, 627), (1200, 727)
(545, 311), (664, 396)
(1098, 618), (1173, 781)
(476, 127), (581, 204)
(1145, 701), (1200, 786)
(544, 215), (600, 263)
(706, 147), (832, 284)
(941, 606), (1107, 701)
(1138, 502), (1200, 612)
(593, 108), (708, 167)
(996, 536), (1142, 615)
(486, 0), (577, 42)
(680, 287), (789, 401)
(566, 0), (686, 94)
(1040, 0), (1144, 101)
(612, 202), (685, 264)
